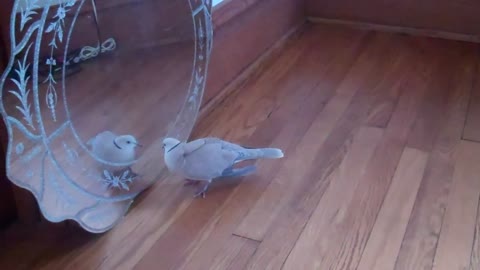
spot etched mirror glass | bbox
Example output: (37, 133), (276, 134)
(0, 0), (213, 232)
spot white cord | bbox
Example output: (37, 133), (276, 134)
(77, 37), (116, 62)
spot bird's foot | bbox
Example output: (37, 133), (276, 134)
(194, 181), (211, 199)
(194, 190), (206, 199)
(184, 179), (201, 186)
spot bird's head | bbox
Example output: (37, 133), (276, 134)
(163, 137), (181, 153)
(114, 135), (142, 150)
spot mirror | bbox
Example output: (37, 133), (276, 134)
(0, 0), (213, 232)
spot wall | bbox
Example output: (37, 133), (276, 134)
(204, 0), (305, 105)
(306, 0), (480, 36)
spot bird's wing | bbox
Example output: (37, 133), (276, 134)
(183, 138), (207, 155)
(89, 131), (118, 161)
(181, 141), (238, 180)
(89, 131), (116, 147)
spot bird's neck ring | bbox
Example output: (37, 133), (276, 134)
(167, 142), (181, 153)
(113, 139), (122, 150)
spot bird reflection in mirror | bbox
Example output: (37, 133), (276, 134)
(87, 131), (142, 189)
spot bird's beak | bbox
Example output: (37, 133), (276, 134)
(135, 143), (143, 147)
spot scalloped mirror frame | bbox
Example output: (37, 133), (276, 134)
(0, 0), (213, 233)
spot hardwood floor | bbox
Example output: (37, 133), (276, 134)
(2, 23), (480, 270)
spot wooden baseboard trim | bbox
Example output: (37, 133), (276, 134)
(198, 21), (306, 120)
(308, 17), (480, 43)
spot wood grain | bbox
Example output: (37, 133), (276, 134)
(406, 40), (468, 152)
(235, 31), (403, 242)
(357, 148), (429, 270)
(281, 38), (432, 269)
(208, 235), (258, 270)
(432, 141), (480, 270)
(306, 0), (480, 36)
(240, 32), (428, 270)
(282, 126), (384, 269)
(394, 44), (478, 270)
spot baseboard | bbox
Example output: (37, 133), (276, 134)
(198, 21), (306, 120)
(308, 17), (480, 43)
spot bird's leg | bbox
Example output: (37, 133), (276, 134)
(184, 179), (201, 186)
(194, 180), (212, 199)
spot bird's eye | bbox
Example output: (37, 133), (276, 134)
(127, 141), (131, 144)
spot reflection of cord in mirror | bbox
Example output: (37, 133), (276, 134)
(39, 0), (117, 81)
(76, 0), (116, 63)
(77, 38), (116, 62)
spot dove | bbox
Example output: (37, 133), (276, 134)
(162, 137), (284, 198)
(87, 131), (142, 176)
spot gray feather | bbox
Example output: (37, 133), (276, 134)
(235, 148), (284, 162)
(221, 165), (257, 178)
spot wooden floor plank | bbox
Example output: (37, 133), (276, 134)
(235, 31), (410, 242)
(394, 44), (478, 270)
(432, 141), (480, 270)
(208, 236), (258, 270)
(282, 126), (384, 269)
(406, 41), (466, 152)
(363, 39), (430, 129)
(281, 42), (431, 269)
(357, 148), (429, 270)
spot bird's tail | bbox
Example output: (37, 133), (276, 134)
(221, 165), (257, 178)
(258, 148), (284, 159)
(237, 147), (284, 161)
